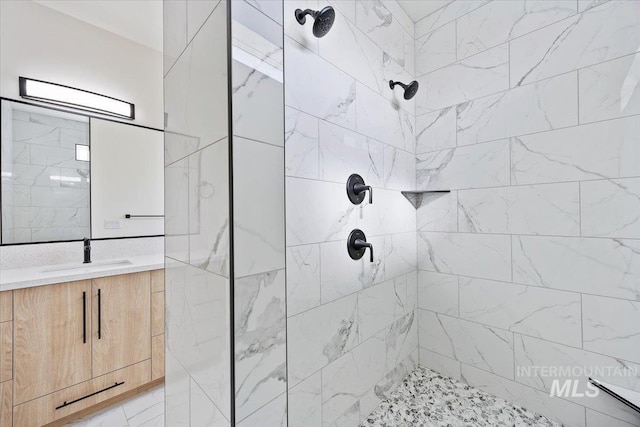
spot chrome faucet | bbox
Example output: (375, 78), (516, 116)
(83, 238), (91, 264)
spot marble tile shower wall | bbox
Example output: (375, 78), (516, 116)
(414, 1), (640, 426)
(284, 1), (418, 425)
(164, 1), (232, 426)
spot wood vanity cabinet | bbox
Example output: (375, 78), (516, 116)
(2, 269), (164, 427)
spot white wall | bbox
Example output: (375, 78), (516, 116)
(90, 118), (164, 239)
(0, 0), (163, 129)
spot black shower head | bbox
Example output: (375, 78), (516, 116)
(295, 6), (335, 38)
(389, 80), (419, 100)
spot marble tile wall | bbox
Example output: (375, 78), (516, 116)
(0, 107), (90, 244)
(164, 1), (232, 426)
(284, 0), (419, 425)
(414, 1), (640, 426)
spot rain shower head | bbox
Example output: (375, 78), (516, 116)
(389, 80), (419, 100)
(295, 6), (335, 38)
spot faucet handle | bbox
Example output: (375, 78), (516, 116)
(347, 229), (374, 263)
(346, 174), (373, 205)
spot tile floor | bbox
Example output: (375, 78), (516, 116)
(362, 367), (562, 427)
(65, 385), (164, 427)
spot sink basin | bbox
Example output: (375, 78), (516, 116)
(41, 259), (133, 273)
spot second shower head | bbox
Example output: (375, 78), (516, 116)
(295, 6), (335, 38)
(389, 80), (419, 100)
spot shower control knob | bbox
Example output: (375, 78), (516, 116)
(346, 174), (372, 205)
(347, 229), (374, 263)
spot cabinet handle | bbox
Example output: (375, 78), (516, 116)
(82, 291), (87, 344)
(97, 288), (102, 339)
(55, 381), (124, 410)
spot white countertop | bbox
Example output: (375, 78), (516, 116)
(0, 254), (164, 291)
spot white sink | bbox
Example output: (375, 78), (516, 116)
(41, 259), (133, 273)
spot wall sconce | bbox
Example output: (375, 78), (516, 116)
(19, 77), (135, 119)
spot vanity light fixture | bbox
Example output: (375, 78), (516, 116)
(19, 77), (135, 119)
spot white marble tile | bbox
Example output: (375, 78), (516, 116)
(28, 145), (77, 168)
(163, 0), (187, 74)
(514, 335), (640, 425)
(417, 271), (458, 316)
(190, 378), (230, 427)
(322, 335), (387, 425)
(122, 386), (164, 427)
(286, 244), (321, 316)
(232, 58), (284, 146)
(165, 349), (190, 427)
(418, 310), (514, 379)
(188, 140), (230, 277)
(385, 311), (418, 369)
(164, 2), (228, 164)
(418, 232), (511, 282)
(415, 107), (456, 154)
(381, 0), (413, 37)
(578, 0), (610, 13)
(68, 405), (129, 427)
(355, 82), (414, 152)
(285, 107), (319, 179)
(319, 119), (384, 186)
(415, 22), (456, 76)
(581, 178), (640, 239)
(188, 0), (219, 43)
(236, 393), (287, 427)
(579, 52), (640, 124)
(329, 401), (360, 427)
(11, 120), (60, 147)
(235, 270), (286, 420)
(287, 295), (359, 387)
(355, 0), (412, 73)
(460, 278), (582, 347)
(510, 0), (640, 87)
(327, 0), (356, 24)
(376, 188), (419, 236)
(419, 348), (462, 380)
(358, 277), (407, 341)
(320, 235), (385, 303)
(512, 236), (640, 301)
(284, 0), (319, 54)
(416, 140), (510, 191)
(583, 295), (640, 364)
(417, 191), (458, 232)
(456, 0), (576, 60)
(233, 138), (285, 277)
(383, 146), (415, 190)
(511, 116), (640, 185)
(383, 232), (417, 281)
(416, 44), (509, 114)
(245, 0), (283, 25)
(285, 36), (356, 130)
(461, 364), (587, 427)
(288, 371), (322, 427)
(586, 409), (640, 427)
(458, 183), (580, 236)
(165, 159), (189, 263)
(165, 262), (231, 419)
(415, 0), (489, 38)
(457, 72), (578, 146)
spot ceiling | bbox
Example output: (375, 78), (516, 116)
(33, 0), (163, 52)
(397, 0), (454, 22)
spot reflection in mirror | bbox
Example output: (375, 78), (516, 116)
(1, 99), (90, 244)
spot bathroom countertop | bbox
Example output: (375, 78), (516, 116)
(0, 254), (165, 291)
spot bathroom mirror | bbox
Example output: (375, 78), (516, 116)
(0, 99), (164, 244)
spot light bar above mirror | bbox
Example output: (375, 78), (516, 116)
(19, 77), (135, 120)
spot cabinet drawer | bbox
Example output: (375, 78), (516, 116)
(13, 359), (151, 427)
(0, 381), (11, 427)
(0, 322), (11, 382)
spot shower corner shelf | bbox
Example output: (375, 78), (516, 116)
(401, 190), (450, 209)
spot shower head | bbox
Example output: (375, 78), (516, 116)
(389, 80), (419, 100)
(295, 6), (335, 38)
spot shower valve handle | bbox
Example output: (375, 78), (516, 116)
(347, 229), (374, 263)
(353, 183), (372, 204)
(354, 239), (373, 262)
(346, 174), (372, 205)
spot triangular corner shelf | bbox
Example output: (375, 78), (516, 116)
(401, 190), (450, 209)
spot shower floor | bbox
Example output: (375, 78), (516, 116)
(362, 367), (562, 427)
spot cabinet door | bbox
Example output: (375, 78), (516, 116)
(13, 281), (92, 404)
(92, 272), (151, 376)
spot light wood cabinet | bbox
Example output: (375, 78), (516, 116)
(13, 280), (92, 405)
(4, 269), (164, 426)
(92, 273), (150, 377)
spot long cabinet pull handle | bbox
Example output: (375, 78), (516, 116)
(82, 291), (87, 344)
(55, 381), (124, 410)
(97, 288), (102, 339)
